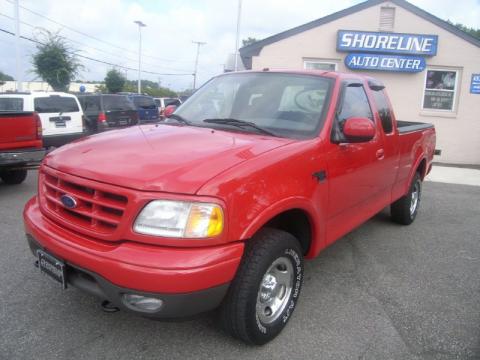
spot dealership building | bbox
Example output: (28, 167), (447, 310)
(240, 0), (480, 165)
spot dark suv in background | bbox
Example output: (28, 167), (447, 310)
(78, 94), (138, 134)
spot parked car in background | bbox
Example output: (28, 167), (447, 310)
(23, 70), (436, 345)
(153, 97), (182, 119)
(127, 95), (159, 123)
(0, 111), (45, 184)
(0, 92), (84, 148)
(78, 94), (139, 134)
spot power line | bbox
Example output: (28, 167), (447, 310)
(0, 12), (194, 73)
(3, 0), (194, 64)
(0, 27), (192, 76)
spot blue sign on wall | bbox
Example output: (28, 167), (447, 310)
(345, 53), (426, 73)
(470, 74), (480, 94)
(337, 30), (438, 56)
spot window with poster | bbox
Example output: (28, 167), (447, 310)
(422, 69), (459, 111)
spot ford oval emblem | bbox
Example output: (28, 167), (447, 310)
(60, 194), (77, 209)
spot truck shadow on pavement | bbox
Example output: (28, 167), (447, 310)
(2, 182), (479, 359)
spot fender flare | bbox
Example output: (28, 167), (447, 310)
(405, 152), (427, 194)
(239, 196), (324, 257)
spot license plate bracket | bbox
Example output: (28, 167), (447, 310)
(37, 249), (67, 289)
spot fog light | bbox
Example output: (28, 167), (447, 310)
(122, 294), (163, 312)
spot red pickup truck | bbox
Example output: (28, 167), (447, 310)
(24, 70), (436, 345)
(1, 112), (45, 184)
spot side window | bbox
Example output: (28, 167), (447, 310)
(338, 85), (373, 122)
(372, 90), (393, 134)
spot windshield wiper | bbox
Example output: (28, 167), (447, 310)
(202, 118), (275, 136)
(167, 114), (191, 125)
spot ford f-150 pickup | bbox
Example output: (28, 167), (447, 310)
(23, 70), (436, 345)
(1, 111), (45, 184)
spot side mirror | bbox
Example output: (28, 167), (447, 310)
(164, 105), (177, 118)
(343, 117), (375, 143)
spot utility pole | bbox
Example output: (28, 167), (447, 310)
(192, 41), (206, 90)
(134, 20), (146, 94)
(234, 0), (243, 71)
(14, 0), (22, 91)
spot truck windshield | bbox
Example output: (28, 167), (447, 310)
(103, 95), (135, 111)
(0, 98), (23, 111)
(174, 72), (333, 139)
(133, 96), (156, 110)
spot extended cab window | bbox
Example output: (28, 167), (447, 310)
(0, 98), (23, 111)
(372, 90), (393, 134)
(34, 96), (79, 113)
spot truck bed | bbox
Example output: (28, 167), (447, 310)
(397, 120), (434, 134)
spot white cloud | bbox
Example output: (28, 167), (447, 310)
(0, 0), (478, 90)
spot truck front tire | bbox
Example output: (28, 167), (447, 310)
(391, 172), (422, 225)
(220, 228), (304, 345)
(0, 169), (28, 185)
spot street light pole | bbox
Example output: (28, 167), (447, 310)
(234, 0), (242, 72)
(14, 0), (22, 91)
(134, 20), (146, 94)
(192, 41), (206, 90)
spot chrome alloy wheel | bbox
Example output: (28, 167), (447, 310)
(410, 181), (420, 217)
(256, 257), (294, 324)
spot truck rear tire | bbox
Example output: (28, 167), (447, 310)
(220, 228), (304, 345)
(391, 172), (421, 225)
(0, 169), (28, 185)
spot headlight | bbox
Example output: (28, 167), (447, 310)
(133, 200), (224, 238)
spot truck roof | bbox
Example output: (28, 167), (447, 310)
(224, 69), (378, 82)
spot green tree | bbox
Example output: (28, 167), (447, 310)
(242, 37), (258, 47)
(122, 80), (177, 97)
(0, 71), (14, 86)
(105, 69), (125, 93)
(32, 30), (82, 91)
(448, 20), (480, 39)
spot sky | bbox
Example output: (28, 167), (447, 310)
(0, 0), (479, 91)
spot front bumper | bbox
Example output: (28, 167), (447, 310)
(0, 148), (46, 167)
(24, 197), (244, 318)
(27, 235), (230, 317)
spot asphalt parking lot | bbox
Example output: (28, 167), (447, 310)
(1, 171), (479, 360)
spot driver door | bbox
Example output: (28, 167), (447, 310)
(324, 82), (388, 245)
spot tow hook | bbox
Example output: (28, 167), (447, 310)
(101, 300), (120, 313)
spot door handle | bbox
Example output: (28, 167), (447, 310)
(376, 149), (385, 159)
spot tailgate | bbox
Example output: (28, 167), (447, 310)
(0, 112), (41, 150)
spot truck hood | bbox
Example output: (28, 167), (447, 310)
(44, 124), (294, 194)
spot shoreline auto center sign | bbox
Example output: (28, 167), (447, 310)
(337, 30), (438, 72)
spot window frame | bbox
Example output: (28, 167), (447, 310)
(303, 59), (338, 71)
(421, 68), (460, 113)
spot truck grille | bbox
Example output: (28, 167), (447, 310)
(40, 166), (128, 236)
